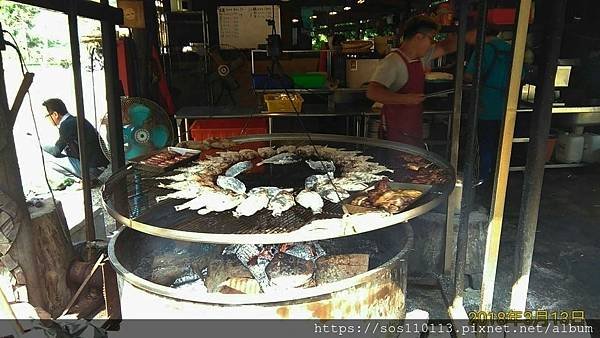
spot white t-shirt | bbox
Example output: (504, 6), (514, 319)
(370, 48), (434, 92)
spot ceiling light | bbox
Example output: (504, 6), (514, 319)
(344, 6), (351, 10)
(329, 11), (337, 15)
(357, 0), (365, 4)
(310, 15), (317, 19)
(292, 18), (299, 23)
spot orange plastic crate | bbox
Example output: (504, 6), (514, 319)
(189, 118), (268, 141)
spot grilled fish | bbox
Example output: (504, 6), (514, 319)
(257, 152), (302, 166)
(276, 145), (297, 154)
(217, 175), (246, 195)
(305, 159), (336, 173)
(238, 149), (259, 160)
(257, 146), (277, 158)
(225, 160), (252, 178)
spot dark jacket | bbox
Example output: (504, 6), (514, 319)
(44, 115), (109, 168)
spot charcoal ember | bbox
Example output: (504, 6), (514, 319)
(205, 256), (253, 292)
(170, 265), (201, 288)
(265, 253), (315, 288)
(315, 254), (369, 285)
(190, 247), (223, 275)
(173, 279), (207, 295)
(222, 244), (273, 290)
(319, 238), (379, 257)
(146, 247), (194, 285)
(149, 264), (187, 286)
(283, 242), (326, 261)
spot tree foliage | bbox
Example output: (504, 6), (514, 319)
(0, 1), (65, 65)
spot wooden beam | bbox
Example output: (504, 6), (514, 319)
(479, 0), (533, 312)
(8, 72), (34, 129)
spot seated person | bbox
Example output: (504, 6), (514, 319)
(42, 98), (109, 188)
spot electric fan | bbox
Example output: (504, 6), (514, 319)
(206, 45), (246, 105)
(99, 97), (175, 161)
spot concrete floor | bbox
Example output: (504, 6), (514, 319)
(406, 164), (600, 320)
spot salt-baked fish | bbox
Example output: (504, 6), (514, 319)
(257, 152), (302, 166)
(216, 175), (246, 194)
(144, 172), (190, 182)
(332, 177), (369, 192)
(295, 189), (324, 214)
(156, 188), (201, 202)
(197, 191), (244, 215)
(233, 191), (270, 217)
(305, 174), (333, 191)
(316, 184), (349, 203)
(267, 191), (295, 217)
(157, 180), (204, 191)
(305, 159), (336, 173)
(173, 191), (214, 211)
(248, 186), (294, 199)
(225, 161), (252, 178)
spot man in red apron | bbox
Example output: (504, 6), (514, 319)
(367, 16), (456, 146)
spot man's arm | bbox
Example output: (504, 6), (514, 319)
(366, 82), (425, 105)
(42, 120), (74, 157)
(431, 33), (458, 60)
(42, 139), (67, 157)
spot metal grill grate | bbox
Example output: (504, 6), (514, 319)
(102, 135), (454, 242)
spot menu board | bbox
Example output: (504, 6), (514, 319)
(217, 5), (281, 49)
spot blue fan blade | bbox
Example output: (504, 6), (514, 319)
(123, 124), (135, 143)
(125, 143), (149, 160)
(150, 125), (170, 148)
(128, 104), (151, 128)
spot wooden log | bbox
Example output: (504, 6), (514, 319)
(0, 54), (43, 307)
(30, 198), (76, 317)
(315, 254), (369, 285)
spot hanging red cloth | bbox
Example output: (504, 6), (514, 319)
(150, 46), (176, 115)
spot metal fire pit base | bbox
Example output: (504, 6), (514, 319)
(109, 223), (413, 319)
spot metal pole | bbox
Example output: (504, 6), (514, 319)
(480, 0), (533, 312)
(510, 0), (567, 312)
(68, 0), (95, 242)
(452, 0), (487, 303)
(100, 0), (128, 219)
(444, 0), (468, 275)
(100, 0), (125, 170)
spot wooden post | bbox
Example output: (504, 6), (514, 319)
(0, 45), (43, 306)
(510, 0), (567, 311)
(479, 0), (533, 312)
(30, 198), (76, 317)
